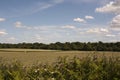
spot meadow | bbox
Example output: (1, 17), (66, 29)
(0, 49), (120, 80)
(0, 49), (120, 66)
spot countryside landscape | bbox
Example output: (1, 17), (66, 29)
(0, 42), (120, 80)
(0, 0), (120, 80)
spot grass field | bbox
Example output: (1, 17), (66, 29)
(0, 49), (120, 80)
(0, 49), (120, 66)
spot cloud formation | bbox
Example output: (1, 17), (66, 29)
(0, 30), (7, 36)
(95, 1), (120, 14)
(0, 18), (6, 22)
(73, 18), (86, 23)
(85, 16), (94, 19)
(61, 25), (76, 29)
(73, 15), (94, 23)
(14, 21), (23, 28)
(111, 14), (120, 28)
(14, 21), (55, 30)
(96, 0), (120, 28)
(86, 28), (109, 34)
(106, 34), (116, 37)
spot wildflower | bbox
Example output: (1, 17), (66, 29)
(44, 68), (47, 71)
(35, 70), (38, 73)
(35, 69), (40, 73)
(51, 72), (54, 74)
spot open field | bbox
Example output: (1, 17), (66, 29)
(0, 49), (120, 65)
(0, 49), (120, 80)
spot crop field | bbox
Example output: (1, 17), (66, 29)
(0, 49), (120, 65)
(0, 49), (120, 80)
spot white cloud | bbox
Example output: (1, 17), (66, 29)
(100, 28), (109, 32)
(85, 15), (94, 19)
(86, 28), (109, 34)
(14, 21), (76, 31)
(109, 27), (120, 31)
(111, 15), (120, 28)
(0, 31), (7, 36)
(14, 21), (23, 28)
(86, 28), (100, 33)
(0, 18), (6, 22)
(106, 34), (116, 37)
(73, 18), (86, 23)
(14, 22), (56, 31)
(96, 0), (120, 29)
(95, 1), (120, 14)
(61, 25), (76, 29)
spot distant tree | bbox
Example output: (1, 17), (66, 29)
(0, 41), (120, 51)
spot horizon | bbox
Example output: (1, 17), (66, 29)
(0, 0), (120, 43)
(0, 41), (119, 44)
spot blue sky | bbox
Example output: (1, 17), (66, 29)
(0, 0), (120, 43)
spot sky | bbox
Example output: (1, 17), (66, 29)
(0, 0), (120, 43)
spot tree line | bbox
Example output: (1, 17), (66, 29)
(0, 41), (120, 51)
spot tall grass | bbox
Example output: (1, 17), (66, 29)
(0, 54), (120, 80)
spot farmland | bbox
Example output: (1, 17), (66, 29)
(0, 49), (120, 80)
(0, 49), (120, 65)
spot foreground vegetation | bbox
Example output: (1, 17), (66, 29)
(0, 54), (120, 80)
(0, 41), (120, 51)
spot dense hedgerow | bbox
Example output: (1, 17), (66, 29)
(0, 54), (120, 80)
